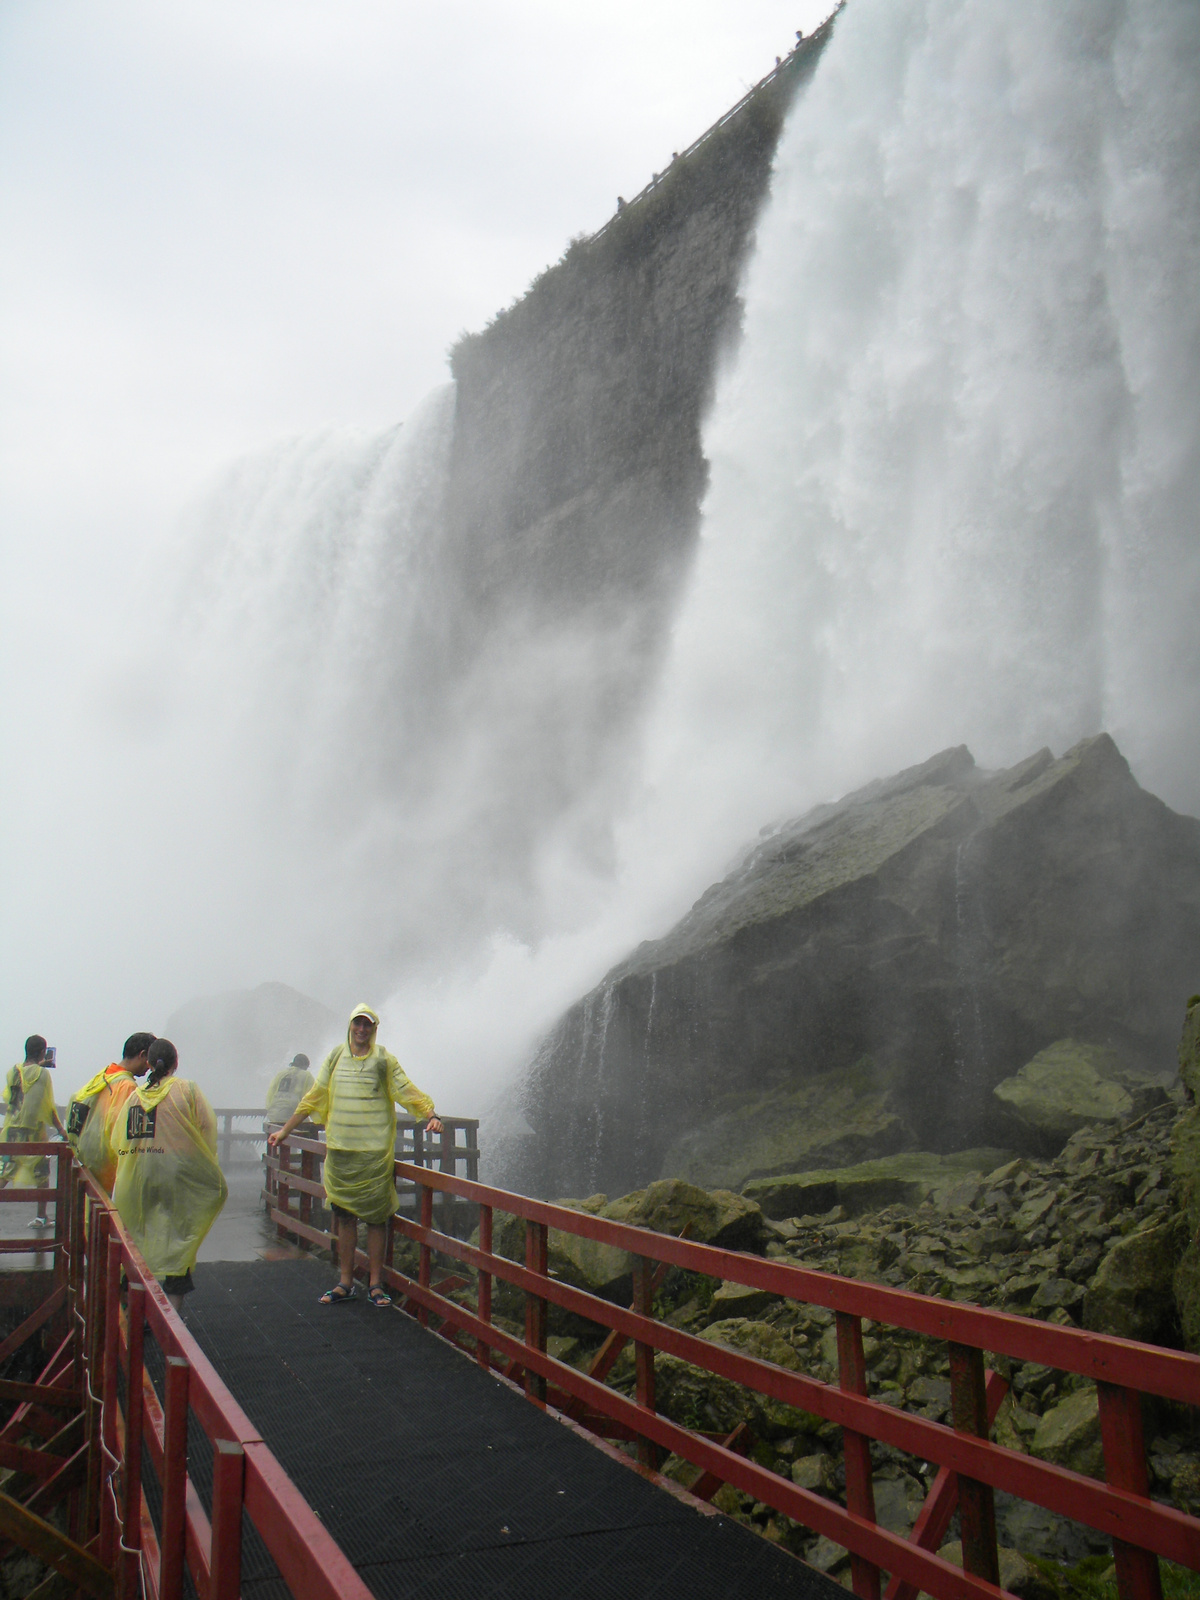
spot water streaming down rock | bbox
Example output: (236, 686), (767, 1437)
(638, 0), (1200, 883)
(505, 0), (1200, 1192)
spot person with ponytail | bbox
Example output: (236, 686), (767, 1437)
(107, 1038), (228, 1311)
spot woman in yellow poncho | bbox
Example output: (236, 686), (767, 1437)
(67, 1031), (155, 1193)
(108, 1038), (228, 1311)
(268, 1004), (442, 1307)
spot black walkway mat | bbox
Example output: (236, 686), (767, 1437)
(185, 1258), (844, 1600)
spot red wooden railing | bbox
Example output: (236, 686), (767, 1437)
(0, 1139), (373, 1600)
(266, 1135), (1200, 1600)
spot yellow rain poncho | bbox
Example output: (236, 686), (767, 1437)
(109, 1077), (228, 1279)
(265, 1063), (315, 1125)
(68, 1064), (138, 1193)
(1, 1061), (58, 1189)
(294, 1005), (435, 1225)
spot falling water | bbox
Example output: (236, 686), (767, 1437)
(51, 0), (1200, 1120)
(637, 0), (1200, 901)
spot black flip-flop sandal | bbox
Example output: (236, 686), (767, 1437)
(320, 1283), (356, 1305)
(367, 1286), (392, 1308)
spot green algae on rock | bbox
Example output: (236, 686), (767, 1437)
(991, 1039), (1140, 1152)
(743, 1149), (1015, 1220)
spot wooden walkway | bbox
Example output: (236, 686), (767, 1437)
(183, 1257), (845, 1600)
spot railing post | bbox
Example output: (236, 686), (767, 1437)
(276, 1141), (291, 1241)
(439, 1123), (455, 1238)
(836, 1310), (881, 1600)
(84, 1203), (107, 1540)
(418, 1184), (433, 1328)
(300, 1147), (314, 1229)
(525, 1220), (548, 1405)
(477, 1204), (493, 1370)
(948, 1342), (1000, 1589)
(632, 1255), (658, 1472)
(466, 1119), (479, 1183)
(220, 1112), (232, 1168)
(209, 1439), (245, 1600)
(1098, 1382), (1163, 1600)
(54, 1147), (69, 1289)
(120, 1283), (147, 1600)
(159, 1356), (189, 1600)
(99, 1231), (122, 1567)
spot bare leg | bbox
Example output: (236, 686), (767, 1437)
(336, 1214), (359, 1287)
(367, 1223), (386, 1288)
(166, 1293), (186, 1314)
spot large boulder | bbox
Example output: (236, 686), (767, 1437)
(1083, 1218), (1185, 1343)
(743, 1149), (1014, 1220)
(1171, 1093), (1200, 1350)
(653, 1318), (823, 1440)
(991, 1040), (1136, 1153)
(505, 737), (1200, 1198)
(600, 1178), (766, 1252)
(166, 981), (338, 1106)
(1030, 1387), (1103, 1479)
(1180, 995), (1200, 1102)
(659, 1061), (911, 1193)
(492, 1178), (766, 1304)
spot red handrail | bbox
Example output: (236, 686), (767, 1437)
(0, 1140), (372, 1600)
(263, 1137), (1198, 1600)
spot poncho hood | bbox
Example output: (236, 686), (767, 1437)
(136, 1078), (179, 1110)
(346, 1004), (380, 1053)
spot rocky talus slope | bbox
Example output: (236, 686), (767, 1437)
(476, 1094), (1200, 1592)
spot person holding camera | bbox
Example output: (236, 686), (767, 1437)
(1, 1035), (67, 1226)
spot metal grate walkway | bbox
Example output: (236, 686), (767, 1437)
(185, 1258), (845, 1600)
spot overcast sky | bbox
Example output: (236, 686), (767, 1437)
(1, 0), (834, 595)
(0, 1), (834, 1067)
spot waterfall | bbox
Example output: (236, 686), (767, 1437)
(42, 0), (1199, 1120)
(637, 0), (1200, 904)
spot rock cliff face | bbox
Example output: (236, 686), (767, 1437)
(380, 32), (832, 935)
(165, 982), (338, 1106)
(506, 735), (1200, 1198)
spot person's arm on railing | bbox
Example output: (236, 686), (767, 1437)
(266, 1109), (306, 1150)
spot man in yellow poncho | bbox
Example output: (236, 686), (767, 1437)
(268, 1005), (441, 1307)
(108, 1037), (228, 1312)
(66, 1032), (155, 1193)
(1, 1035), (66, 1227)
(264, 1053), (315, 1126)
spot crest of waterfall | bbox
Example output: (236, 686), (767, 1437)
(635, 0), (1200, 902)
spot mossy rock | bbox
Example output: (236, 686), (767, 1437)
(1180, 995), (1200, 1102)
(1082, 1216), (1185, 1343)
(1031, 1386), (1103, 1479)
(652, 1317), (823, 1439)
(659, 1061), (911, 1193)
(599, 1178), (766, 1252)
(992, 1040), (1134, 1153)
(1170, 1102), (1200, 1350)
(490, 1178), (768, 1307)
(743, 1149), (1014, 1220)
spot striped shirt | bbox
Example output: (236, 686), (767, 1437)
(294, 1046), (434, 1152)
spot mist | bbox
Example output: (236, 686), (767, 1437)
(4, 0), (1198, 1125)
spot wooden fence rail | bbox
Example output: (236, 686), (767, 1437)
(262, 1138), (1200, 1600)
